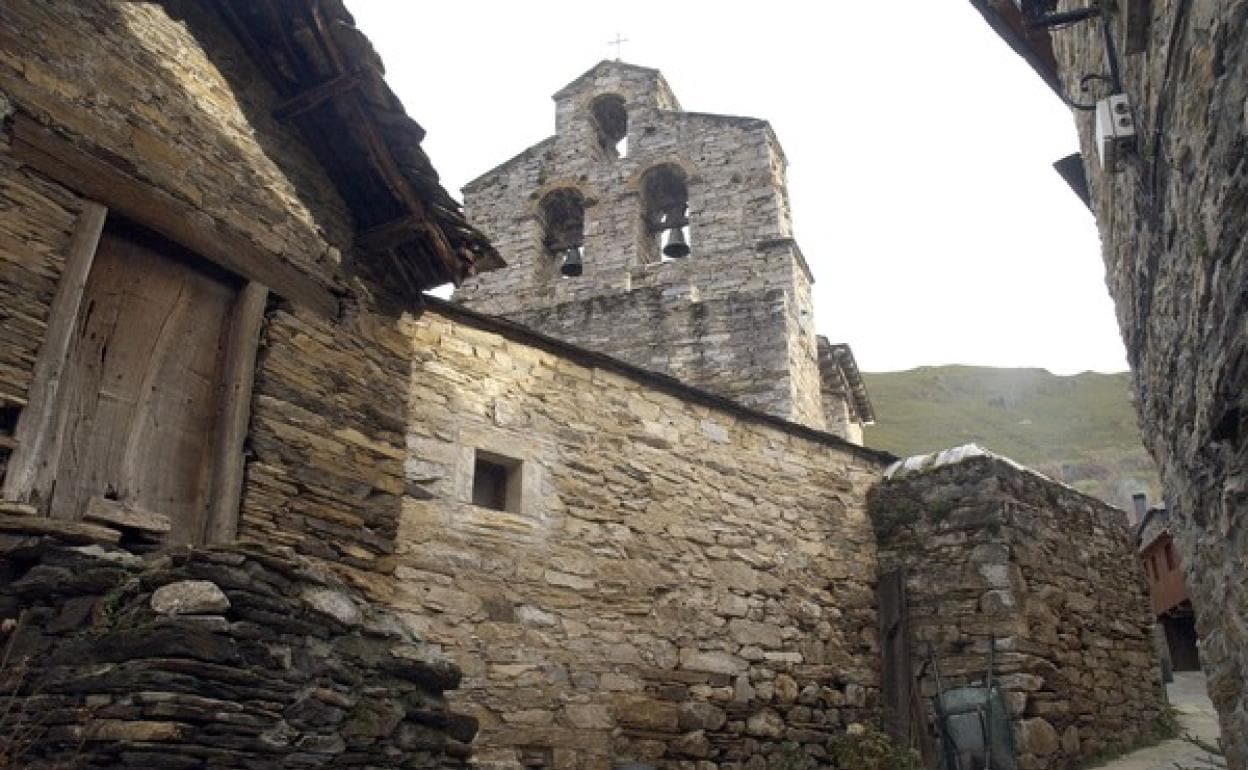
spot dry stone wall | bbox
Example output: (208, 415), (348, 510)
(0, 146), (85, 475)
(871, 455), (1165, 769)
(0, 517), (474, 769)
(455, 62), (827, 430)
(240, 300), (412, 580)
(0, 0), (352, 288)
(1049, 2), (1248, 762)
(398, 303), (889, 770)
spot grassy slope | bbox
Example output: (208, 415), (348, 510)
(862, 366), (1162, 511)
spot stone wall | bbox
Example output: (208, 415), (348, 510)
(0, 515), (474, 769)
(871, 454), (1165, 769)
(0, 0), (418, 583)
(1048, 2), (1248, 762)
(454, 61), (830, 430)
(496, 279), (808, 424)
(0, 146), (85, 474)
(240, 299), (412, 580)
(398, 302), (890, 770)
(0, 0), (352, 286)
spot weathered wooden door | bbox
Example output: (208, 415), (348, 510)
(48, 223), (238, 544)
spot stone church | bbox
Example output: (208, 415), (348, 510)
(0, 3), (1166, 770)
(454, 61), (871, 444)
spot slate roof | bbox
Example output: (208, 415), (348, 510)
(209, 0), (503, 300)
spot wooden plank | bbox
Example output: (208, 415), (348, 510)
(273, 72), (362, 122)
(48, 229), (235, 543)
(205, 281), (268, 544)
(10, 115), (338, 318)
(1, 200), (106, 506)
(1123, 0), (1152, 55)
(879, 567), (939, 766)
(84, 495), (172, 535)
(356, 213), (425, 253)
(879, 568), (910, 742)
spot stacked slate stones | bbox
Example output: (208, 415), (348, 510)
(0, 503), (475, 769)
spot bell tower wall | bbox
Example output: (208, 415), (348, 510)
(456, 61), (825, 429)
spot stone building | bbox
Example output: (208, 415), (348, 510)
(454, 61), (873, 442)
(967, 1), (1248, 763)
(871, 446), (1164, 769)
(397, 298), (889, 768)
(0, 3), (1166, 769)
(0, 0), (498, 766)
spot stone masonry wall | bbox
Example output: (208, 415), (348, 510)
(497, 282), (811, 425)
(240, 298), (413, 582)
(0, 516), (474, 769)
(454, 61), (827, 429)
(871, 455), (1164, 769)
(0, 0), (353, 287)
(398, 303), (889, 770)
(0, 142), (86, 475)
(1049, 2), (1248, 762)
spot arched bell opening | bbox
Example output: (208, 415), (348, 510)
(591, 94), (628, 159)
(539, 188), (586, 278)
(640, 164), (691, 263)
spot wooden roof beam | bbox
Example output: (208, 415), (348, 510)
(273, 71), (364, 122)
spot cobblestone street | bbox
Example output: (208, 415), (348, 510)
(1089, 672), (1223, 770)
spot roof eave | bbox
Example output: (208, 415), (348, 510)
(968, 0), (1066, 101)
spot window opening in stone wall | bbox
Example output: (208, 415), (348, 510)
(1164, 541), (1176, 571)
(539, 188), (586, 278)
(640, 164), (691, 262)
(591, 94), (628, 158)
(518, 746), (552, 770)
(471, 450), (522, 512)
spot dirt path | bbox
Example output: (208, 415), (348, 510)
(1087, 672), (1224, 770)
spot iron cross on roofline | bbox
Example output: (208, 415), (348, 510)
(608, 33), (628, 60)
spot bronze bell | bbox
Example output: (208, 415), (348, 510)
(662, 226), (690, 259)
(560, 246), (583, 277)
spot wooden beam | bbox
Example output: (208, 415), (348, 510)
(301, 6), (462, 286)
(84, 495), (172, 536)
(345, 99), (461, 284)
(1, 200), (106, 506)
(273, 72), (363, 122)
(205, 281), (268, 544)
(11, 115), (339, 318)
(356, 214), (425, 253)
(1123, 0), (1152, 55)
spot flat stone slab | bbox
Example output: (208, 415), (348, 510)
(0, 500), (38, 516)
(0, 514), (121, 545)
(150, 580), (231, 616)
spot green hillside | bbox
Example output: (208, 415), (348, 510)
(862, 366), (1162, 511)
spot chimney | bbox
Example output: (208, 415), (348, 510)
(1132, 492), (1148, 522)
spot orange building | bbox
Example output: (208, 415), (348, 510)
(1134, 496), (1200, 672)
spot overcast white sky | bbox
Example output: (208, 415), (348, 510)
(350, 1), (1127, 375)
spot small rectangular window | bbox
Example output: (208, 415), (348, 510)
(471, 450), (521, 512)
